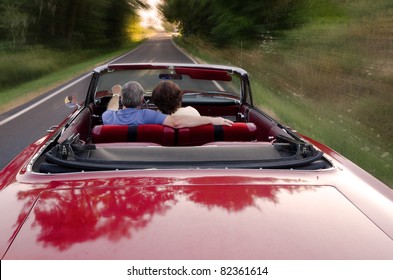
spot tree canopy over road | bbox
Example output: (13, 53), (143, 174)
(159, 0), (345, 46)
(0, 0), (147, 48)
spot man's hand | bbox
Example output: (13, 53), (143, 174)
(106, 84), (122, 111)
(111, 84), (122, 96)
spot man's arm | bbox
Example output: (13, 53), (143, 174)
(163, 115), (233, 128)
(107, 94), (120, 111)
(106, 85), (122, 111)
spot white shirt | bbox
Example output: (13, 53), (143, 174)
(172, 106), (200, 117)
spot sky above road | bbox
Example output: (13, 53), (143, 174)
(139, 0), (164, 30)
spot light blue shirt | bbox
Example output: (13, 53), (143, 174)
(102, 108), (167, 125)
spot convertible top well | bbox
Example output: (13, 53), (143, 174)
(40, 129), (326, 172)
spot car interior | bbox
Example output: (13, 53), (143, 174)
(30, 65), (332, 173)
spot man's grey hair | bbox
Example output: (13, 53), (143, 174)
(121, 81), (144, 108)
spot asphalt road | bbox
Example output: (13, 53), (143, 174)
(0, 33), (195, 169)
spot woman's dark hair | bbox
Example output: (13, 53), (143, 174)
(151, 80), (182, 114)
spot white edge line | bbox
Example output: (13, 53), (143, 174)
(0, 42), (146, 127)
(1, 36), (200, 127)
(213, 80), (225, 91)
(0, 73), (90, 126)
(170, 39), (224, 92)
(170, 39), (199, 64)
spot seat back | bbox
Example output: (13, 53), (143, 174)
(91, 124), (176, 146)
(176, 123), (257, 146)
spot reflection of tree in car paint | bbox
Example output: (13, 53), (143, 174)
(14, 176), (312, 251)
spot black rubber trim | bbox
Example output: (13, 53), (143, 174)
(213, 125), (224, 141)
(127, 126), (138, 142)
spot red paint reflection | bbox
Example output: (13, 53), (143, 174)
(15, 177), (307, 252)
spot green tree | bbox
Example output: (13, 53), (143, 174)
(0, 0), (148, 49)
(159, 0), (344, 46)
(0, 0), (30, 47)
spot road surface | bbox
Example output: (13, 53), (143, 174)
(0, 33), (195, 169)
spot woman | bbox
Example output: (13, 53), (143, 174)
(151, 80), (200, 116)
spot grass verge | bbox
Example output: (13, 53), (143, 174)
(0, 40), (145, 113)
(174, 20), (393, 188)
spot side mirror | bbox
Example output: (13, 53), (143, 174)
(65, 95), (80, 109)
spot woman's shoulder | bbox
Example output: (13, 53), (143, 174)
(173, 106), (200, 116)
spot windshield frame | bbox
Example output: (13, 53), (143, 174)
(90, 63), (246, 103)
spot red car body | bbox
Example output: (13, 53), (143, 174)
(1, 63), (392, 259)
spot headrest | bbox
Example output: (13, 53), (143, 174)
(177, 123), (257, 146)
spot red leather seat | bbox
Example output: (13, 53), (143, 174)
(176, 123), (257, 146)
(91, 124), (175, 146)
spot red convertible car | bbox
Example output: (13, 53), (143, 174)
(1, 63), (392, 259)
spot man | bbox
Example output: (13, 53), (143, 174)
(102, 81), (233, 128)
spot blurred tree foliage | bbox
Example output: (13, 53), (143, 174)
(0, 0), (148, 49)
(159, 0), (345, 46)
